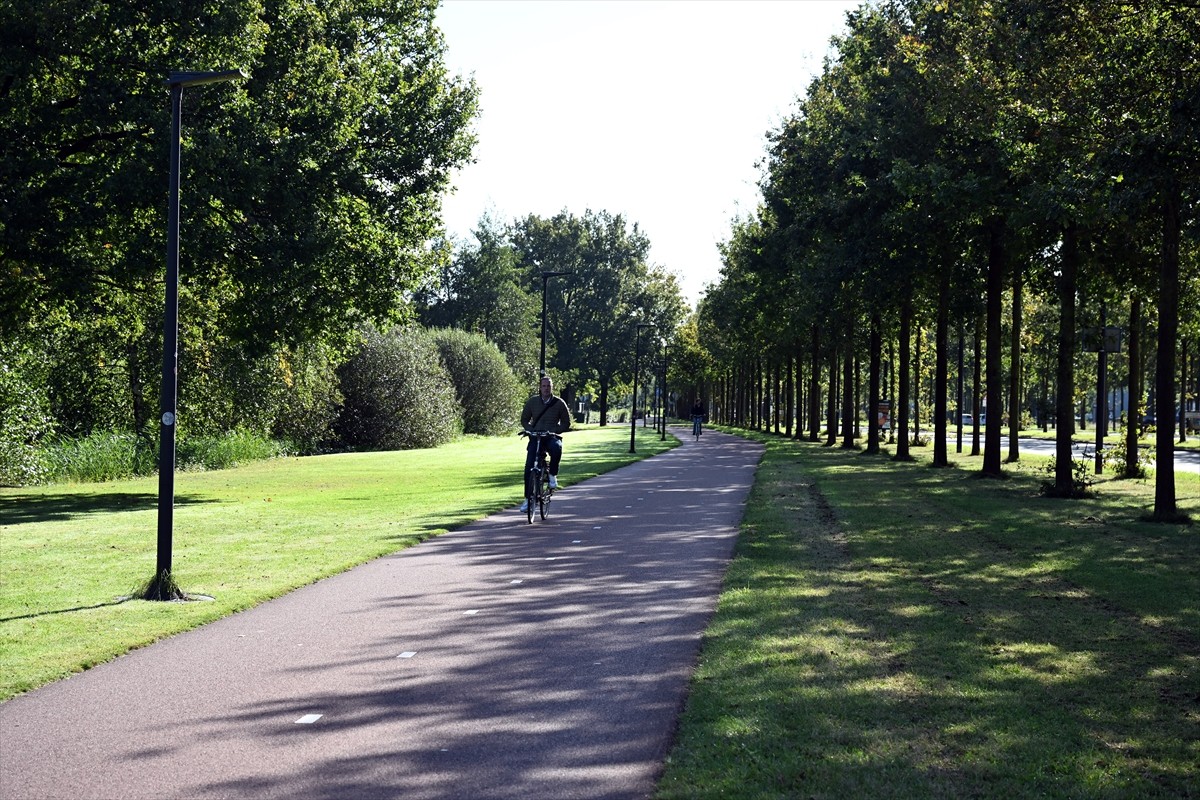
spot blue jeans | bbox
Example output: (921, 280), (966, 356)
(692, 416), (703, 436)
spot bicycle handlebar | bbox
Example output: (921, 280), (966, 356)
(519, 430), (562, 439)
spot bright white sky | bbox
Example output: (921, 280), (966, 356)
(434, 0), (861, 306)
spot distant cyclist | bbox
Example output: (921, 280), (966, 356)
(519, 375), (572, 512)
(691, 398), (705, 440)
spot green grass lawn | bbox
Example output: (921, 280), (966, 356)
(0, 425), (675, 701)
(656, 430), (1199, 799)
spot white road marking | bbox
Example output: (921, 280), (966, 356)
(463, 609), (479, 615)
(397, 651), (417, 659)
(295, 714), (322, 724)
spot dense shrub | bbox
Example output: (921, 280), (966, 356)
(178, 430), (287, 470)
(175, 338), (342, 457)
(35, 428), (285, 484)
(430, 328), (523, 436)
(272, 342), (343, 454)
(335, 326), (461, 450)
(0, 344), (54, 486)
(39, 430), (153, 483)
(3, 332), (341, 484)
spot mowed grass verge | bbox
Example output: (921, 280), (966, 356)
(0, 425), (675, 701)
(657, 431), (1199, 799)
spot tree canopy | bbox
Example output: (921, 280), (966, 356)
(1, 0), (478, 442)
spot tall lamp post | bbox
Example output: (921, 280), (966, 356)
(660, 339), (668, 441)
(630, 323), (656, 453)
(149, 69), (246, 601)
(539, 271), (572, 374)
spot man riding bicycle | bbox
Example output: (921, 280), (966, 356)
(519, 375), (572, 512)
(691, 398), (706, 438)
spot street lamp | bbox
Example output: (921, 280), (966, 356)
(660, 338), (668, 441)
(630, 323), (656, 453)
(539, 271), (572, 375)
(149, 69), (246, 601)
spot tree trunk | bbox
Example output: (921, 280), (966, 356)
(972, 309), (983, 456)
(809, 324), (821, 441)
(773, 359), (781, 434)
(1180, 338), (1188, 444)
(956, 320), (965, 452)
(761, 359), (768, 432)
(826, 343), (838, 446)
(1007, 262), (1023, 462)
(785, 351), (794, 438)
(794, 342), (805, 439)
(889, 336), (897, 444)
(751, 359), (759, 431)
(598, 379), (610, 426)
(754, 359), (762, 430)
(733, 365), (741, 427)
(1055, 224), (1079, 494)
(1153, 179), (1179, 520)
(867, 313), (882, 455)
(982, 218), (1006, 477)
(913, 324), (922, 444)
(855, 354), (862, 439)
(1124, 295), (1142, 478)
(841, 326), (855, 449)
(745, 362), (754, 430)
(933, 270), (950, 467)
(894, 298), (914, 461)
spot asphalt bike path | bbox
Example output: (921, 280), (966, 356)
(0, 427), (763, 800)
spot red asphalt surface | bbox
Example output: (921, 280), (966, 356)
(0, 428), (763, 800)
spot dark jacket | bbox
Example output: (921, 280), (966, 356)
(521, 393), (572, 434)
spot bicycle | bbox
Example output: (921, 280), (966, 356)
(519, 430), (559, 524)
(692, 414), (703, 441)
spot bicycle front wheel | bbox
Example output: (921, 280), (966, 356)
(526, 472), (535, 524)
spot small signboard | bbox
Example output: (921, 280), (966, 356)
(1079, 326), (1123, 353)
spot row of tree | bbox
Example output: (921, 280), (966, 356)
(674, 0), (1197, 521)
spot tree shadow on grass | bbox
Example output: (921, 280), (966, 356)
(0, 492), (217, 526)
(0, 597), (135, 623)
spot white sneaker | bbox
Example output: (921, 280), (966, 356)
(548, 474), (558, 489)
(519, 499), (529, 512)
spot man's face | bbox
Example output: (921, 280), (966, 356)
(540, 378), (552, 399)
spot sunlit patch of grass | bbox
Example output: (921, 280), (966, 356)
(657, 429), (1199, 800)
(0, 425), (675, 701)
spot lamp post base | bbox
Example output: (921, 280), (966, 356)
(139, 570), (187, 602)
